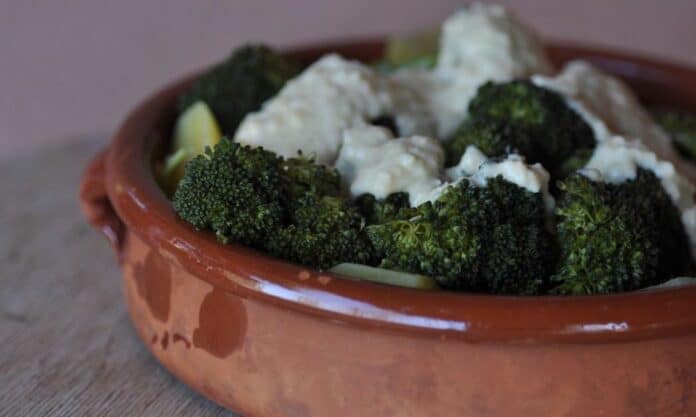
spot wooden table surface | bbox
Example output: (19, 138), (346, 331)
(0, 140), (239, 416)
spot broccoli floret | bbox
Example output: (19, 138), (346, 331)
(173, 138), (377, 268)
(445, 118), (535, 167)
(552, 170), (692, 295)
(556, 148), (594, 179)
(178, 44), (300, 135)
(265, 193), (377, 269)
(367, 177), (554, 294)
(281, 154), (342, 199)
(172, 138), (287, 246)
(446, 81), (595, 174)
(355, 192), (413, 225)
(652, 108), (696, 161)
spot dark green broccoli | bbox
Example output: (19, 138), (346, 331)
(652, 108), (696, 161)
(172, 138), (287, 246)
(178, 44), (300, 135)
(266, 193), (377, 269)
(556, 148), (594, 179)
(445, 117), (535, 167)
(446, 81), (595, 175)
(366, 177), (554, 294)
(552, 170), (692, 295)
(282, 154), (342, 199)
(355, 192), (413, 225)
(172, 138), (377, 268)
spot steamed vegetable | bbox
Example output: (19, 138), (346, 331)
(160, 45), (299, 195)
(375, 28), (439, 72)
(652, 107), (696, 161)
(552, 170), (692, 295)
(172, 138), (288, 247)
(446, 80), (596, 175)
(366, 177), (555, 294)
(158, 101), (223, 192)
(173, 101), (222, 157)
(156, 148), (189, 195)
(265, 193), (377, 269)
(330, 263), (440, 290)
(355, 192), (413, 225)
(178, 44), (300, 135)
(172, 138), (377, 269)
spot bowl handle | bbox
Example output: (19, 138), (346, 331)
(79, 149), (125, 261)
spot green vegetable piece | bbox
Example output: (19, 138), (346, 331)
(282, 154), (342, 199)
(374, 28), (439, 72)
(652, 108), (696, 161)
(367, 177), (554, 294)
(552, 170), (692, 295)
(445, 117), (535, 167)
(447, 80), (595, 175)
(162, 148), (189, 177)
(172, 138), (287, 247)
(157, 101), (224, 195)
(156, 148), (189, 196)
(174, 101), (223, 157)
(556, 148), (594, 179)
(178, 44), (300, 135)
(173, 138), (376, 269)
(265, 193), (377, 270)
(329, 263), (440, 290)
(355, 192), (414, 225)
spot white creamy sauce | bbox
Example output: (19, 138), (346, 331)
(441, 145), (554, 211)
(531, 61), (696, 182)
(385, 76), (438, 137)
(446, 145), (488, 178)
(335, 126), (444, 206)
(235, 54), (392, 165)
(584, 136), (696, 256)
(234, 54), (438, 166)
(473, 157), (553, 208)
(393, 3), (552, 138)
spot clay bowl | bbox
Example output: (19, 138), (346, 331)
(80, 41), (696, 417)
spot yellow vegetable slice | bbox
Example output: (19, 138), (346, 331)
(158, 101), (223, 194)
(174, 100), (223, 156)
(329, 263), (440, 290)
(384, 28), (439, 66)
(156, 148), (189, 196)
(163, 148), (189, 177)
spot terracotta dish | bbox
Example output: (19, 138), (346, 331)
(80, 41), (696, 417)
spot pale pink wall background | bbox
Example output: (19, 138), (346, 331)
(1, 0), (695, 161)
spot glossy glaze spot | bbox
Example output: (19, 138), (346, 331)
(193, 289), (247, 358)
(133, 248), (172, 322)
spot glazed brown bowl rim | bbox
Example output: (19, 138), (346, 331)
(103, 39), (696, 344)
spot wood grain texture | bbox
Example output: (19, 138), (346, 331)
(0, 140), (239, 417)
